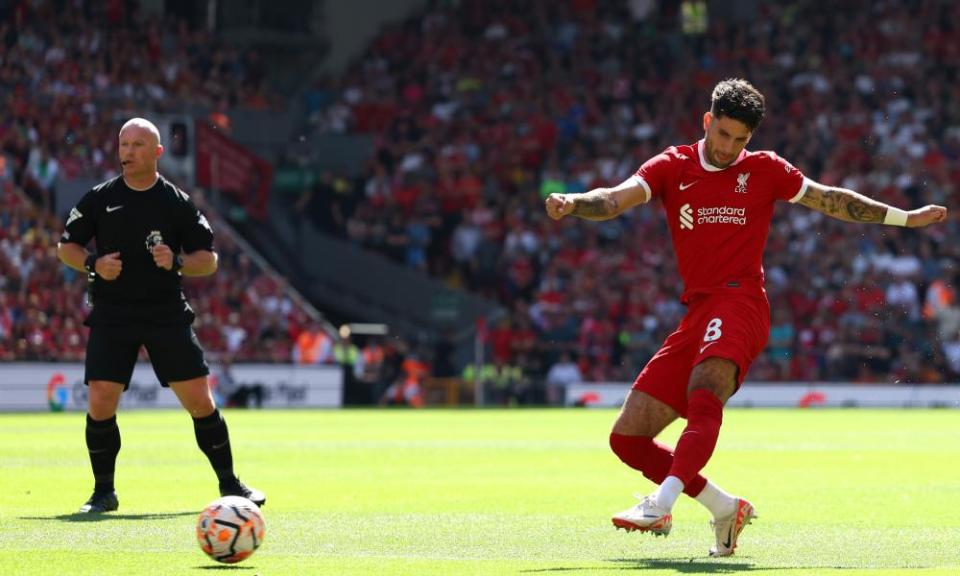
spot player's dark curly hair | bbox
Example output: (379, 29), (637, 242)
(710, 78), (765, 132)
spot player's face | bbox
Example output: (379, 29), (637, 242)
(119, 126), (163, 179)
(702, 112), (752, 168)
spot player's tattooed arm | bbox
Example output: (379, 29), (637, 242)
(797, 182), (887, 223)
(796, 179), (949, 227)
(545, 177), (648, 221)
(571, 190), (620, 220)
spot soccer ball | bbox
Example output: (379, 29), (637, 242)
(196, 496), (266, 564)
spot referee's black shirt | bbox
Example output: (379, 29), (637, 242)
(60, 175), (214, 325)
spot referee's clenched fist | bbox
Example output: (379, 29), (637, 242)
(93, 252), (122, 280)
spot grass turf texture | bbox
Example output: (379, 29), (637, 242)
(0, 409), (957, 575)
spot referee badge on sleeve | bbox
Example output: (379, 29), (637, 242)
(66, 207), (83, 227)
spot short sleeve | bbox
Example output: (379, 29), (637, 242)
(180, 200), (215, 253)
(767, 153), (809, 203)
(633, 149), (675, 201)
(59, 190), (99, 246)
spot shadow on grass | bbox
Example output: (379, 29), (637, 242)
(522, 557), (789, 573)
(20, 511), (198, 523)
(194, 566), (256, 571)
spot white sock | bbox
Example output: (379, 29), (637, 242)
(694, 480), (737, 519)
(654, 476), (684, 510)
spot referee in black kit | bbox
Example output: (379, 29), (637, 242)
(57, 118), (265, 513)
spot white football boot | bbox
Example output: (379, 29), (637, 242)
(709, 498), (757, 557)
(611, 494), (673, 536)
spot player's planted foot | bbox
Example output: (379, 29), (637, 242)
(709, 498), (756, 557)
(219, 477), (266, 507)
(611, 494), (673, 536)
(79, 490), (119, 514)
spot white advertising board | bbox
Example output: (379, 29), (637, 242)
(565, 382), (960, 408)
(0, 363), (342, 412)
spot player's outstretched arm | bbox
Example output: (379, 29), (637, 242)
(544, 177), (648, 221)
(797, 180), (947, 227)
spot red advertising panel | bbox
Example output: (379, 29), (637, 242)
(195, 122), (272, 219)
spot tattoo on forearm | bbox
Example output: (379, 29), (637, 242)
(844, 199), (885, 223)
(572, 192), (618, 219)
(800, 187), (886, 223)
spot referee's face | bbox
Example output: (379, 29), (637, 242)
(119, 125), (162, 181)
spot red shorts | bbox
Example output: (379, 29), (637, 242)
(631, 292), (770, 418)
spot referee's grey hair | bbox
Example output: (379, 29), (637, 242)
(120, 117), (162, 144)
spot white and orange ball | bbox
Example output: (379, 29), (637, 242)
(196, 496), (266, 564)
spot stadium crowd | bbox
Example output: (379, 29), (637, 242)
(1, 0), (275, 210)
(302, 0), (960, 384)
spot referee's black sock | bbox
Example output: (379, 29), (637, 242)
(193, 409), (235, 483)
(85, 414), (121, 493)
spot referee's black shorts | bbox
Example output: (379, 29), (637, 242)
(84, 323), (209, 389)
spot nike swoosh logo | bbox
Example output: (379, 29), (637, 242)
(723, 527), (733, 549)
(699, 341), (718, 354)
(106, 205), (123, 213)
(211, 441), (229, 450)
(679, 181), (697, 190)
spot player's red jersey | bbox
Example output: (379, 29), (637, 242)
(632, 140), (808, 303)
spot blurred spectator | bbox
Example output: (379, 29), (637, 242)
(293, 320), (333, 364)
(380, 346), (427, 408)
(545, 351), (584, 405)
(25, 145), (58, 211)
(334, 325), (364, 404)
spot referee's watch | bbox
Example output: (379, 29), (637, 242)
(84, 254), (97, 275)
(171, 254), (184, 273)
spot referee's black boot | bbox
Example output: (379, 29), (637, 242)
(79, 490), (119, 514)
(219, 477), (266, 507)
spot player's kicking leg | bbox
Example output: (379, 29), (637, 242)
(608, 390), (679, 536)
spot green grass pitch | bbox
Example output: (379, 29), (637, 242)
(0, 408), (957, 575)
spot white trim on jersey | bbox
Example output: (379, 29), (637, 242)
(788, 176), (813, 203)
(697, 139), (745, 172)
(628, 175), (652, 203)
(697, 139), (723, 172)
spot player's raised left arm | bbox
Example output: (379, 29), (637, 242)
(796, 180), (947, 227)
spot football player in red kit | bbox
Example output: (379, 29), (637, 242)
(545, 78), (947, 556)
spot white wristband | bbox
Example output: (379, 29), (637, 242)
(883, 207), (908, 226)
